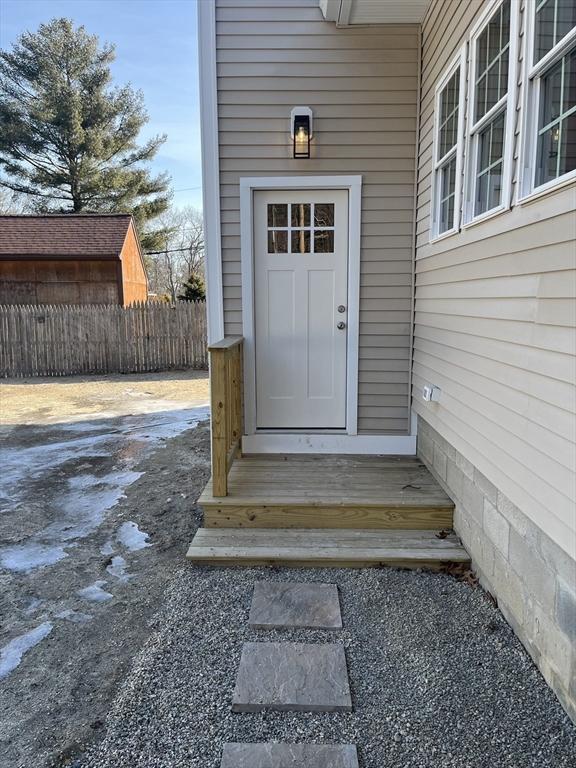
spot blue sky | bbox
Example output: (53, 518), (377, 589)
(0, 0), (203, 209)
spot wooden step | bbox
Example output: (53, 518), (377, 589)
(203, 504), (454, 530)
(199, 455), (455, 530)
(186, 528), (470, 569)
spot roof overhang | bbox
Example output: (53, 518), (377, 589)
(320, 0), (431, 25)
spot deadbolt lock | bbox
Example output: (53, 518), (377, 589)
(337, 305), (346, 313)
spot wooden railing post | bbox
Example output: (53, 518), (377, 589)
(209, 336), (244, 497)
(210, 347), (228, 496)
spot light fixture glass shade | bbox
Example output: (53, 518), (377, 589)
(293, 115), (310, 158)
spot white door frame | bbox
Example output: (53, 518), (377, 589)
(240, 175), (362, 437)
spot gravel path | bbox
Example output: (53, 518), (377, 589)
(78, 565), (576, 768)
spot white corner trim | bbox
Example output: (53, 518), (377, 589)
(239, 175), (362, 437)
(198, 0), (224, 344)
(346, 178), (361, 436)
(239, 179), (256, 433)
(242, 433), (417, 456)
(408, 28), (422, 433)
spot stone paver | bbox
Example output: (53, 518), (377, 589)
(231, 641), (352, 713)
(248, 581), (342, 630)
(220, 743), (359, 767)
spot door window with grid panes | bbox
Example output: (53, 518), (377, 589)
(267, 202), (335, 254)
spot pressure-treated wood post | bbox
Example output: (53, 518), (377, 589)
(208, 336), (244, 497)
(210, 346), (228, 497)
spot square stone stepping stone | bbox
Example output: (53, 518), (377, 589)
(249, 581), (342, 630)
(231, 642), (352, 713)
(220, 743), (359, 767)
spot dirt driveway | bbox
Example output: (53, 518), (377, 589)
(0, 372), (211, 768)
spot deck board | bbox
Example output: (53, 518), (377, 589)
(199, 454), (454, 530)
(187, 528), (469, 569)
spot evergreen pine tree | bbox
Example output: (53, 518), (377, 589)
(0, 18), (171, 250)
(178, 273), (206, 302)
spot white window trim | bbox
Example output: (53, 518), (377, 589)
(430, 46), (467, 242)
(519, 3), (576, 201)
(462, 0), (519, 227)
(239, 175), (363, 439)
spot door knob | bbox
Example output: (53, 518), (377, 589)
(337, 321), (346, 330)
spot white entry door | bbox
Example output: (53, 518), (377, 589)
(254, 189), (349, 429)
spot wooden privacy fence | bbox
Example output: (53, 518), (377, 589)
(0, 301), (207, 378)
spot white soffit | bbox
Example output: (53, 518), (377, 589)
(320, 0), (431, 25)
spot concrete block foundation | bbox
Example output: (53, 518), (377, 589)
(417, 416), (576, 724)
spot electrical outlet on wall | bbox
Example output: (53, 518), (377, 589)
(422, 385), (441, 402)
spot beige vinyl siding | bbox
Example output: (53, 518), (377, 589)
(216, 0), (419, 435)
(414, 0), (576, 557)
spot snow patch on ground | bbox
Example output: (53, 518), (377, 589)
(0, 622), (53, 680)
(0, 434), (111, 490)
(68, 470), (143, 492)
(43, 486), (131, 543)
(106, 555), (131, 582)
(23, 597), (44, 615)
(1, 543), (68, 572)
(0, 405), (208, 575)
(0, 473), (139, 574)
(117, 521), (151, 551)
(77, 581), (113, 603)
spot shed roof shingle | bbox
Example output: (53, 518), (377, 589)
(0, 214), (133, 258)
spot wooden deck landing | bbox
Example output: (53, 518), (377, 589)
(199, 454), (455, 530)
(193, 336), (466, 569)
(188, 454), (466, 568)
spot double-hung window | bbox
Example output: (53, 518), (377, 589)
(431, 49), (466, 238)
(465, 0), (516, 221)
(522, 0), (576, 195)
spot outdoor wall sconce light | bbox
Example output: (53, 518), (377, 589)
(290, 106), (313, 158)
